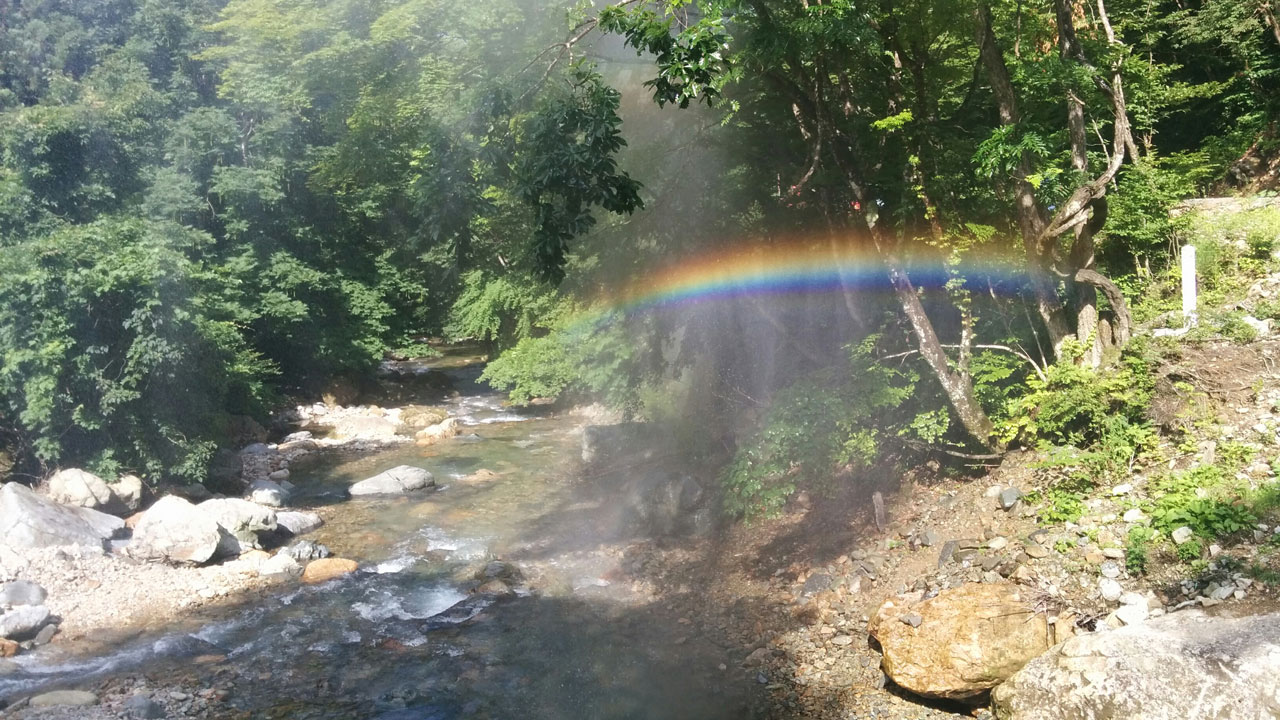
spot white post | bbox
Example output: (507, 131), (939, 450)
(1181, 244), (1197, 325)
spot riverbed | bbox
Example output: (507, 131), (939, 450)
(1, 356), (762, 719)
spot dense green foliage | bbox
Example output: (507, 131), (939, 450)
(0, 0), (643, 482)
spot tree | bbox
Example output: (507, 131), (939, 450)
(586, 0), (1155, 447)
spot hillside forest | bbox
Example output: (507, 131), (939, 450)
(1, 0), (1278, 516)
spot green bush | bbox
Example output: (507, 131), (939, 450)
(0, 217), (275, 482)
(998, 339), (1154, 450)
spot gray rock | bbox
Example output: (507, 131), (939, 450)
(247, 478), (288, 507)
(1099, 561), (1121, 579)
(45, 468), (118, 512)
(1122, 507), (1147, 523)
(920, 529), (940, 547)
(30, 690), (98, 707)
(124, 693), (166, 719)
(197, 498), (276, 557)
(275, 510), (323, 536)
(0, 482), (123, 552)
(32, 622), (57, 646)
(349, 465), (435, 495)
(1023, 543), (1049, 559)
(993, 611), (1280, 720)
(1172, 526), (1194, 545)
(129, 495), (222, 565)
(281, 539), (330, 562)
(0, 580), (46, 607)
(900, 613), (923, 628)
(0, 604), (49, 639)
(998, 488), (1023, 510)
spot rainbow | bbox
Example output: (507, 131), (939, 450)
(598, 238), (1028, 315)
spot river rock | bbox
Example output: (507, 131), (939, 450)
(869, 583), (1050, 699)
(282, 539), (330, 562)
(350, 465), (435, 495)
(0, 482), (123, 551)
(45, 468), (119, 513)
(275, 510), (324, 535)
(332, 415), (400, 441)
(0, 604), (49, 639)
(197, 498), (277, 557)
(247, 478), (289, 507)
(0, 580), (46, 607)
(129, 495), (222, 564)
(301, 557), (358, 583)
(109, 474), (145, 512)
(258, 552), (303, 579)
(400, 405), (449, 428)
(993, 610), (1280, 719)
(30, 690), (98, 707)
(415, 417), (460, 446)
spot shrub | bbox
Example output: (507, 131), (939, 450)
(0, 217), (275, 482)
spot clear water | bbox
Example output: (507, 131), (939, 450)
(0, 355), (760, 719)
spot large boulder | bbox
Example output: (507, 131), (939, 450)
(197, 498), (277, 557)
(868, 583), (1051, 700)
(993, 610), (1280, 719)
(349, 465), (435, 496)
(129, 495), (222, 565)
(45, 469), (119, 513)
(0, 482), (123, 552)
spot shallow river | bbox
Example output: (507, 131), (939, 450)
(1, 357), (760, 719)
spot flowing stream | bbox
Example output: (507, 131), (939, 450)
(0, 352), (760, 719)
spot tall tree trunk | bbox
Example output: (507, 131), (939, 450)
(976, 2), (1073, 353)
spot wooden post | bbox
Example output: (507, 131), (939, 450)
(1181, 245), (1197, 325)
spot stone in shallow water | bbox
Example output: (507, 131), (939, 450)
(349, 465), (435, 495)
(301, 557), (358, 584)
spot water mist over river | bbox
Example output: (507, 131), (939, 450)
(1, 352), (762, 719)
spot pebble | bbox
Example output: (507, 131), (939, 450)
(900, 613), (923, 628)
(1024, 543), (1049, 559)
(1172, 527), (1194, 545)
(1102, 547), (1126, 559)
(987, 537), (1008, 551)
(1100, 561), (1121, 579)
